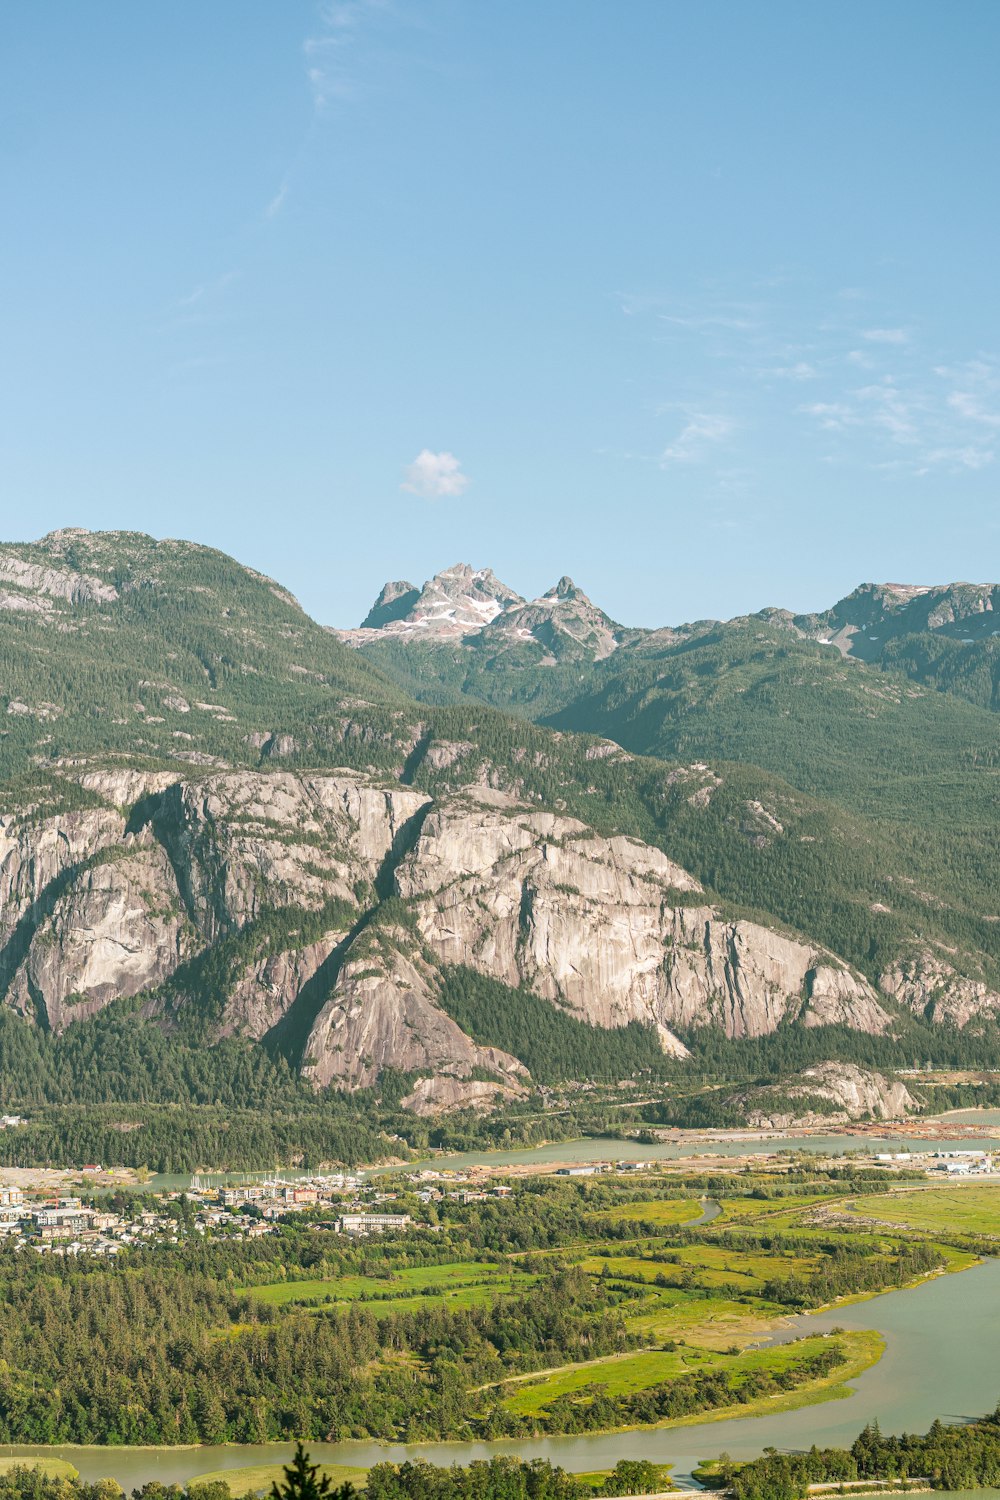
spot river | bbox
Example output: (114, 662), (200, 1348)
(6, 1255), (1000, 1492)
(408, 1129), (1000, 1174)
(19, 1117), (1000, 1490)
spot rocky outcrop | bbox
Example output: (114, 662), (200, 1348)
(661, 911), (890, 1039)
(0, 553), (119, 608)
(0, 805), (129, 927)
(301, 930), (526, 1091)
(77, 769), (182, 807)
(219, 935), (346, 1040)
(0, 765), (904, 1105)
(880, 952), (1000, 1028)
(401, 1075), (528, 1117)
(737, 1062), (919, 1129)
(150, 772), (430, 936)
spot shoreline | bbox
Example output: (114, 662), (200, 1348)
(6, 1112), (1000, 1195)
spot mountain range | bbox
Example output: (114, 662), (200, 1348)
(1, 531), (999, 1122)
(339, 561), (1000, 710)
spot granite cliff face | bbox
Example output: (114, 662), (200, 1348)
(300, 930), (527, 1109)
(0, 765), (896, 1110)
(1, 530), (997, 1118)
(0, 550), (120, 612)
(394, 799), (888, 1051)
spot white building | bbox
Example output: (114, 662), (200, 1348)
(337, 1213), (412, 1235)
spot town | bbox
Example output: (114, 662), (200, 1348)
(0, 1167), (520, 1256)
(2, 1143), (997, 1258)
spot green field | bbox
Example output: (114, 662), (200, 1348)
(245, 1260), (534, 1308)
(850, 1185), (1000, 1237)
(602, 1198), (709, 1226)
(673, 1243), (816, 1289)
(666, 1329), (885, 1430)
(189, 1462), (367, 1496)
(712, 1194), (841, 1223)
(626, 1287), (781, 1349)
(579, 1242), (818, 1292)
(499, 1330), (883, 1426)
(357, 1283), (527, 1318)
(0, 1458), (79, 1481)
(501, 1347), (708, 1415)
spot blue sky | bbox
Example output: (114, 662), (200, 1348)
(2, 2), (998, 627)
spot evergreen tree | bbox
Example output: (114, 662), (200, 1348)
(270, 1445), (355, 1500)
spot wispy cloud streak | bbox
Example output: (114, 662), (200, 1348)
(623, 278), (1000, 480)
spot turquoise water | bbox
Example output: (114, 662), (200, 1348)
(8, 1257), (1000, 1491)
(395, 1128), (1000, 1174)
(147, 1114), (1000, 1192)
(42, 1115), (1000, 1486)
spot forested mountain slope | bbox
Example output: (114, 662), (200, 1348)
(347, 565), (1000, 715)
(347, 565), (1000, 993)
(1, 531), (999, 1120)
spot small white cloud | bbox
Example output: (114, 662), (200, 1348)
(660, 412), (734, 464)
(402, 450), (469, 499)
(862, 327), (908, 344)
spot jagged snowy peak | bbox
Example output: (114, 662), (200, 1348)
(343, 563), (524, 643)
(341, 566), (625, 658)
(361, 579), (421, 630)
(342, 563), (1000, 672)
(488, 576), (623, 660)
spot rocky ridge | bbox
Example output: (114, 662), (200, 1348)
(341, 563), (625, 659)
(0, 764), (897, 1113)
(342, 564), (1000, 669)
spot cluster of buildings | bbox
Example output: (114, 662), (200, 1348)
(932, 1150), (997, 1176)
(216, 1172), (363, 1215)
(0, 1170), (440, 1255)
(217, 1176), (421, 1236)
(555, 1159), (653, 1177)
(873, 1147), (998, 1176)
(0, 1186), (154, 1256)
